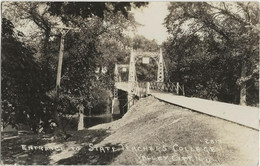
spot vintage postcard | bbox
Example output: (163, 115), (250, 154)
(1, 1), (259, 165)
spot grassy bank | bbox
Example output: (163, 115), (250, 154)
(1, 96), (258, 165)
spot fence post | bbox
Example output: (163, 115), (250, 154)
(128, 93), (133, 110)
(176, 82), (179, 95)
(146, 82), (150, 96)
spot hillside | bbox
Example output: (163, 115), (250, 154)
(2, 96), (258, 165)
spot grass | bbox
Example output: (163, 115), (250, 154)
(92, 96), (258, 165)
(110, 107), (233, 165)
(1, 96), (258, 165)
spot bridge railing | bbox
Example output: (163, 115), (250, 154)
(115, 81), (185, 98)
(149, 82), (185, 95)
(114, 81), (185, 113)
(133, 81), (185, 97)
(136, 82), (150, 97)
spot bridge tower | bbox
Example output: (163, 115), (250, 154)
(114, 63), (119, 82)
(157, 48), (164, 82)
(112, 64), (120, 115)
(128, 49), (136, 82)
(127, 49), (137, 109)
(125, 48), (166, 109)
(113, 62), (118, 99)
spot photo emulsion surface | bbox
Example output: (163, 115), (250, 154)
(1, 1), (259, 165)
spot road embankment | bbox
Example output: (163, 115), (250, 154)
(2, 96), (258, 165)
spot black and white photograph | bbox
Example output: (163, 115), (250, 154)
(1, 1), (259, 165)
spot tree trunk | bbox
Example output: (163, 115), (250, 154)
(240, 60), (247, 105)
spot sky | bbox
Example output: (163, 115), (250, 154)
(130, 2), (170, 45)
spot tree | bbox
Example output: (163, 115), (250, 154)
(2, 2), (60, 96)
(132, 35), (159, 52)
(50, 3), (148, 130)
(2, 2), (58, 59)
(59, 10), (136, 116)
(1, 18), (54, 132)
(47, 2), (148, 21)
(164, 2), (259, 105)
(2, 2), (148, 134)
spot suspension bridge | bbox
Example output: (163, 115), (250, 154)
(112, 49), (259, 130)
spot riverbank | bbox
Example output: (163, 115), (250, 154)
(1, 96), (258, 165)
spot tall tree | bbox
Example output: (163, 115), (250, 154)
(59, 10), (137, 115)
(164, 2), (259, 105)
(2, 2), (60, 95)
(2, 2), (148, 133)
(49, 3), (147, 131)
(47, 2), (148, 21)
(1, 18), (54, 132)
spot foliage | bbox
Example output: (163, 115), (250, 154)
(89, 88), (111, 115)
(2, 2), (60, 95)
(59, 11), (136, 116)
(47, 2), (148, 21)
(1, 2), (148, 132)
(132, 35), (160, 82)
(1, 18), (55, 132)
(132, 35), (159, 52)
(163, 2), (259, 105)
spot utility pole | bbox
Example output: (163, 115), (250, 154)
(54, 29), (70, 136)
(56, 29), (70, 93)
(55, 26), (79, 93)
(128, 48), (136, 109)
(55, 27), (82, 134)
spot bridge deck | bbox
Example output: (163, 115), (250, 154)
(115, 82), (259, 130)
(151, 92), (259, 130)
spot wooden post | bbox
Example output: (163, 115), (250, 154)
(240, 60), (247, 105)
(182, 85), (185, 96)
(176, 82), (179, 95)
(146, 82), (150, 96)
(111, 87), (119, 114)
(77, 104), (85, 130)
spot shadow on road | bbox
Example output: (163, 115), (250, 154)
(57, 142), (123, 165)
(1, 128), (120, 165)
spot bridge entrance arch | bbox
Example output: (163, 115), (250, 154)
(128, 48), (165, 83)
(133, 52), (159, 82)
(112, 48), (168, 115)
